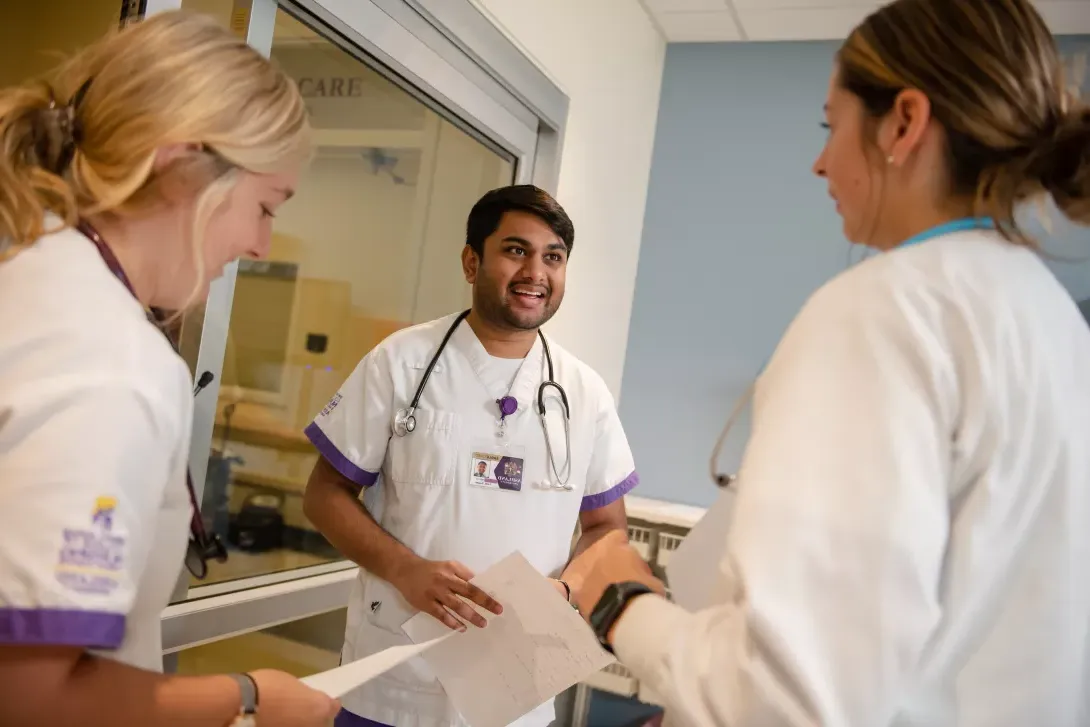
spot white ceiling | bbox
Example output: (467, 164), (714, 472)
(640, 0), (1090, 42)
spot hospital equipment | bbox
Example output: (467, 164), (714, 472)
(708, 383), (752, 490)
(392, 308), (573, 489)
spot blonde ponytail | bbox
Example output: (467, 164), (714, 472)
(0, 83), (81, 257)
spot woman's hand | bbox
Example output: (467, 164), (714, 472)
(564, 529), (666, 620)
(249, 669), (341, 726)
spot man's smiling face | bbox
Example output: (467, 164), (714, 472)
(464, 210), (568, 331)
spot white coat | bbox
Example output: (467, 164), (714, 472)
(0, 220), (193, 672)
(614, 228), (1090, 726)
(306, 312), (639, 727)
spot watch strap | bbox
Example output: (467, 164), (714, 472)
(589, 581), (653, 654)
(227, 672), (258, 716)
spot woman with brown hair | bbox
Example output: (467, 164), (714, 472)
(0, 10), (338, 727)
(565, 1), (1090, 725)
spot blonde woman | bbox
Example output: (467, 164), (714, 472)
(0, 11), (338, 727)
(567, 0), (1090, 725)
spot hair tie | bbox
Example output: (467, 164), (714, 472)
(66, 77), (92, 145)
(40, 78), (92, 173)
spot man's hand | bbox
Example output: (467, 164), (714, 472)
(391, 558), (503, 631)
(564, 529), (666, 620)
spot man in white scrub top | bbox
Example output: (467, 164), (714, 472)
(303, 185), (638, 727)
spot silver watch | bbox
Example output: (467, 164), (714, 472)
(227, 672), (258, 727)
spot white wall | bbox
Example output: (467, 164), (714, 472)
(473, 0), (666, 398)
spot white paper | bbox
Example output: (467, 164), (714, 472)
(300, 635), (451, 698)
(402, 551), (613, 727)
(666, 487), (735, 611)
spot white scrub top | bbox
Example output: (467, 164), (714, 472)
(0, 221), (193, 672)
(306, 312), (638, 727)
(614, 228), (1090, 727)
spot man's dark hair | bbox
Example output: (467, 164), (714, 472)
(465, 185), (574, 258)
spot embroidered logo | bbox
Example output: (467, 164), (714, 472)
(54, 496), (127, 596)
(91, 496), (117, 531)
(320, 393), (343, 418)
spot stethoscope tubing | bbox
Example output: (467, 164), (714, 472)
(394, 310), (573, 489)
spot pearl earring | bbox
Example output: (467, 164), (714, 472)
(887, 155), (895, 165)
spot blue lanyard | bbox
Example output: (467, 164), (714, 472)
(899, 217), (994, 248)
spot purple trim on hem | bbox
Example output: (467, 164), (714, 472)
(334, 710), (392, 727)
(581, 470), (640, 511)
(0, 608), (125, 649)
(305, 422), (379, 488)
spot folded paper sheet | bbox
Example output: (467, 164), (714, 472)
(300, 635), (451, 698)
(402, 551), (614, 727)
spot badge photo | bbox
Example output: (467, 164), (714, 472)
(469, 442), (525, 492)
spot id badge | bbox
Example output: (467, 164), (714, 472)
(469, 441), (526, 492)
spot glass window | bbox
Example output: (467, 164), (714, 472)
(0, 1), (125, 88)
(190, 6), (516, 587)
(174, 608), (346, 677)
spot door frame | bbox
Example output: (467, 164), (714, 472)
(146, 0), (568, 650)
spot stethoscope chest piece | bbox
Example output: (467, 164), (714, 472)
(394, 407), (417, 436)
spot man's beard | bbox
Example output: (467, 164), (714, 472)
(472, 279), (559, 331)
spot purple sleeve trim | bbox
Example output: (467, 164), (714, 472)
(305, 422), (379, 488)
(581, 470), (640, 511)
(334, 710), (394, 727)
(0, 608), (125, 649)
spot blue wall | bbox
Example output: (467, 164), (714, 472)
(621, 38), (1090, 508)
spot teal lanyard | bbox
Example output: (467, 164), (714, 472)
(899, 217), (994, 248)
(748, 218), (994, 379)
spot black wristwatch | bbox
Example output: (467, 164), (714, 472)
(589, 581), (653, 654)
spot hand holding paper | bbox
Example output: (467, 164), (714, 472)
(391, 557), (504, 630)
(402, 551), (614, 727)
(247, 670), (341, 726)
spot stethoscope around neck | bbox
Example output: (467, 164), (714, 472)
(392, 309), (574, 490)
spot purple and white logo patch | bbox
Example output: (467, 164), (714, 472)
(320, 393), (343, 418)
(54, 496), (126, 596)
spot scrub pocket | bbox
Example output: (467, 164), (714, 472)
(387, 408), (459, 487)
(362, 574), (417, 633)
(358, 574), (441, 687)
